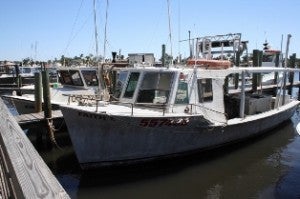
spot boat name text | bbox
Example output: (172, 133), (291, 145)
(78, 111), (115, 121)
(139, 118), (189, 127)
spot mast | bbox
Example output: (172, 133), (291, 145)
(93, 0), (99, 59)
(282, 34), (292, 105)
(167, 0), (173, 62)
(103, 0), (109, 60)
(93, 0), (105, 99)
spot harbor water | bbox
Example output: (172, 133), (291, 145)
(2, 94), (300, 199)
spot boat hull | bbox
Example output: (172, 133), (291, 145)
(60, 101), (299, 169)
(2, 96), (60, 114)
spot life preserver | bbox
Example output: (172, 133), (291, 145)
(264, 49), (280, 54)
(187, 59), (231, 69)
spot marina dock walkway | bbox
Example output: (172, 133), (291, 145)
(14, 110), (63, 128)
(0, 98), (69, 198)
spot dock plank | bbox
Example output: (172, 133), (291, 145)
(0, 99), (69, 198)
(14, 110), (63, 127)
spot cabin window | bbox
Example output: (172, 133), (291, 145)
(197, 78), (213, 102)
(81, 70), (98, 86)
(0, 66), (5, 73)
(58, 70), (84, 86)
(69, 70), (84, 86)
(58, 71), (72, 85)
(113, 71), (128, 98)
(262, 54), (275, 62)
(137, 72), (173, 104)
(175, 81), (188, 104)
(124, 72), (140, 98)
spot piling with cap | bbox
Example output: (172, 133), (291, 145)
(34, 72), (42, 113)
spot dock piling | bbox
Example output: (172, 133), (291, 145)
(34, 72), (42, 113)
(252, 49), (260, 92)
(288, 53), (296, 95)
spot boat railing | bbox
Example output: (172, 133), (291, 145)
(64, 94), (99, 106)
(64, 94), (226, 117)
(187, 103), (227, 117)
(94, 100), (168, 116)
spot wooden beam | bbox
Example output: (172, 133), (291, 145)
(0, 98), (70, 198)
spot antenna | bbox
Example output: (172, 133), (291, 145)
(167, 0), (173, 60)
(177, 0), (181, 63)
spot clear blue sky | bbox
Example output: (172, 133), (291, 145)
(1, 0), (299, 61)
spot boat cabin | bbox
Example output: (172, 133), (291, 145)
(111, 67), (228, 123)
(57, 67), (99, 89)
(111, 66), (287, 124)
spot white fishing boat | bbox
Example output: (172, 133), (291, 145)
(2, 66), (100, 114)
(60, 64), (300, 169)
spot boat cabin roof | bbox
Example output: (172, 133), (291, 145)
(57, 67), (98, 88)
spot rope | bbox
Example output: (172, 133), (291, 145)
(46, 119), (62, 150)
(190, 103), (228, 125)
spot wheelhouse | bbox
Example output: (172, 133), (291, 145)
(111, 67), (227, 122)
(57, 68), (99, 89)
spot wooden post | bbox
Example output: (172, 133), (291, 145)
(258, 50), (263, 86)
(42, 70), (52, 119)
(288, 53), (296, 95)
(239, 71), (245, 118)
(162, 44), (166, 67)
(14, 65), (22, 96)
(282, 34), (292, 105)
(252, 49), (260, 92)
(274, 53), (280, 84)
(234, 51), (240, 89)
(34, 72), (42, 113)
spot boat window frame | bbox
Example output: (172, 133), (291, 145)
(123, 72), (140, 99)
(175, 80), (189, 104)
(81, 70), (98, 87)
(197, 78), (213, 102)
(113, 71), (128, 99)
(136, 71), (174, 104)
(58, 70), (84, 86)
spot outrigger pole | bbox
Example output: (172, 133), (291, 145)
(282, 34), (292, 105)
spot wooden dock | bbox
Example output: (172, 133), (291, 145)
(0, 99), (70, 198)
(14, 110), (63, 129)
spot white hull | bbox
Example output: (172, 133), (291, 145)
(60, 100), (299, 169)
(3, 96), (60, 114)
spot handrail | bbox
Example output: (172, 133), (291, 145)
(95, 101), (167, 116)
(0, 98), (70, 198)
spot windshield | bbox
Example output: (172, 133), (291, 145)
(81, 70), (98, 86)
(113, 71), (128, 98)
(136, 72), (174, 104)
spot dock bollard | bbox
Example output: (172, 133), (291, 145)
(34, 72), (42, 112)
(41, 69), (61, 149)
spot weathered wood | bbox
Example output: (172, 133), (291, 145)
(252, 49), (260, 92)
(14, 110), (63, 129)
(288, 53), (296, 95)
(34, 72), (42, 112)
(0, 98), (70, 199)
(42, 70), (52, 119)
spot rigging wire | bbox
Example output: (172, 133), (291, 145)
(62, 0), (84, 55)
(103, 0), (109, 60)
